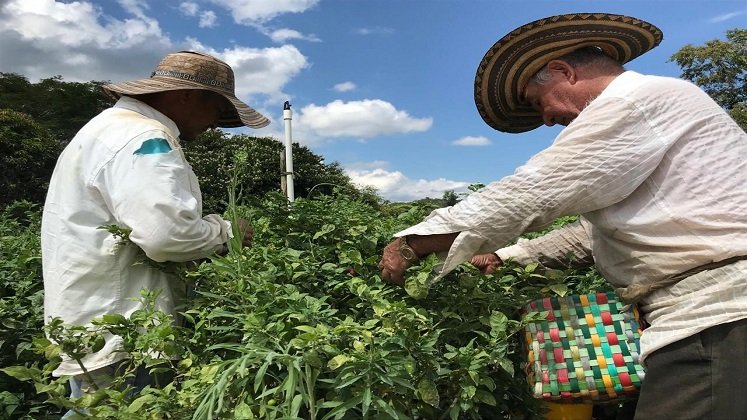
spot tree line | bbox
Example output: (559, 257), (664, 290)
(0, 73), (379, 213)
(0, 28), (744, 212)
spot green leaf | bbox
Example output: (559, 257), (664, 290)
(91, 335), (105, 353)
(362, 387), (372, 415)
(234, 401), (254, 419)
(476, 389), (497, 406)
(254, 359), (271, 392)
(295, 325), (317, 333)
(127, 394), (154, 412)
(321, 394), (363, 420)
(290, 394), (303, 417)
(78, 389), (108, 407)
(327, 354), (350, 370)
(499, 358), (515, 377)
(0, 366), (38, 381)
(417, 378), (439, 407)
(313, 224), (335, 239)
(404, 277), (428, 300)
(488, 311), (508, 337)
(101, 313), (127, 325)
(548, 283), (569, 296)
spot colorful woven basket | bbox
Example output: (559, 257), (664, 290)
(521, 292), (645, 402)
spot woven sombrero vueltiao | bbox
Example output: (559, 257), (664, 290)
(474, 13), (663, 133)
(103, 51), (270, 129)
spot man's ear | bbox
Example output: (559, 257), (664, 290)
(546, 60), (577, 84)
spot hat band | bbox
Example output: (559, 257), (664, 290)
(151, 69), (234, 90)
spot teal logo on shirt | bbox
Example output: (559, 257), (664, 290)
(134, 138), (172, 155)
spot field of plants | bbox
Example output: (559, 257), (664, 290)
(1, 28), (742, 419)
(0, 189), (614, 419)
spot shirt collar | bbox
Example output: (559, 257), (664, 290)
(597, 70), (643, 99)
(113, 96), (181, 139)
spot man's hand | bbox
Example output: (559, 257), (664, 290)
(237, 219), (254, 248)
(378, 238), (412, 287)
(470, 253), (502, 274)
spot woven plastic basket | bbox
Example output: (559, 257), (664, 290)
(521, 292), (645, 402)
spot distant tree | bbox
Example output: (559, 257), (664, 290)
(670, 29), (747, 131)
(184, 131), (379, 214)
(0, 73), (113, 142)
(0, 109), (64, 208)
(442, 189), (459, 206)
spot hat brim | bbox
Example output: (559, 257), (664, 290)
(103, 77), (270, 129)
(474, 13), (663, 133)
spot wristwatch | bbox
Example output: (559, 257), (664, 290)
(398, 236), (420, 263)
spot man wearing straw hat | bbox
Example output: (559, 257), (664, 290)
(41, 51), (269, 406)
(378, 13), (747, 418)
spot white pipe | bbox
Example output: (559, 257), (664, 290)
(283, 101), (295, 202)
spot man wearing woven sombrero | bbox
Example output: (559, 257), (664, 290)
(378, 14), (747, 418)
(41, 51), (269, 408)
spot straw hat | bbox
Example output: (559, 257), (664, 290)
(474, 13), (663, 133)
(103, 51), (270, 129)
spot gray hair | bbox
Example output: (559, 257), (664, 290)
(529, 46), (624, 85)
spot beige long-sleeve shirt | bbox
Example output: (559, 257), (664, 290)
(396, 71), (747, 362)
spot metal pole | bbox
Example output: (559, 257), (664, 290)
(280, 150), (287, 196)
(283, 101), (295, 202)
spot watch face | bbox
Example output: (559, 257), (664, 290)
(399, 239), (417, 261)
(401, 247), (416, 260)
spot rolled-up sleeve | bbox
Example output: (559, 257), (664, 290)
(497, 218), (594, 268)
(397, 97), (672, 278)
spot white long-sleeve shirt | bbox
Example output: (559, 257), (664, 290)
(42, 97), (231, 376)
(397, 71), (747, 362)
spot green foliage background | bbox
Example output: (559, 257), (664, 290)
(670, 28), (747, 131)
(184, 131), (379, 215)
(0, 192), (611, 419)
(0, 110), (64, 208)
(0, 202), (47, 418)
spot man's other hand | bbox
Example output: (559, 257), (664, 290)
(470, 253), (502, 274)
(238, 219), (254, 248)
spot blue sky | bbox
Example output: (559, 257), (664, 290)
(1, 1), (745, 201)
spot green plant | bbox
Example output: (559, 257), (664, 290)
(3, 192), (610, 419)
(0, 110), (64, 208)
(0, 201), (50, 419)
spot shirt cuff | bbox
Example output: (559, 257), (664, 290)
(495, 239), (535, 265)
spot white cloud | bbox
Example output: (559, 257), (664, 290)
(179, 2), (217, 28)
(269, 28), (321, 43)
(345, 164), (470, 202)
(210, 0), (320, 24)
(0, 0), (172, 82)
(184, 40), (309, 100)
(333, 81), (356, 92)
(199, 10), (217, 28)
(0, 0), (311, 142)
(117, 0), (151, 20)
(707, 11), (746, 23)
(354, 26), (394, 36)
(0, 0), (164, 49)
(179, 1), (199, 16)
(296, 99), (432, 139)
(452, 136), (491, 146)
(206, 1), (321, 42)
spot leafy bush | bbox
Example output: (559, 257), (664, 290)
(0, 202), (52, 418)
(0, 110), (64, 209)
(0, 73), (113, 143)
(185, 132), (380, 215)
(2, 192), (612, 419)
